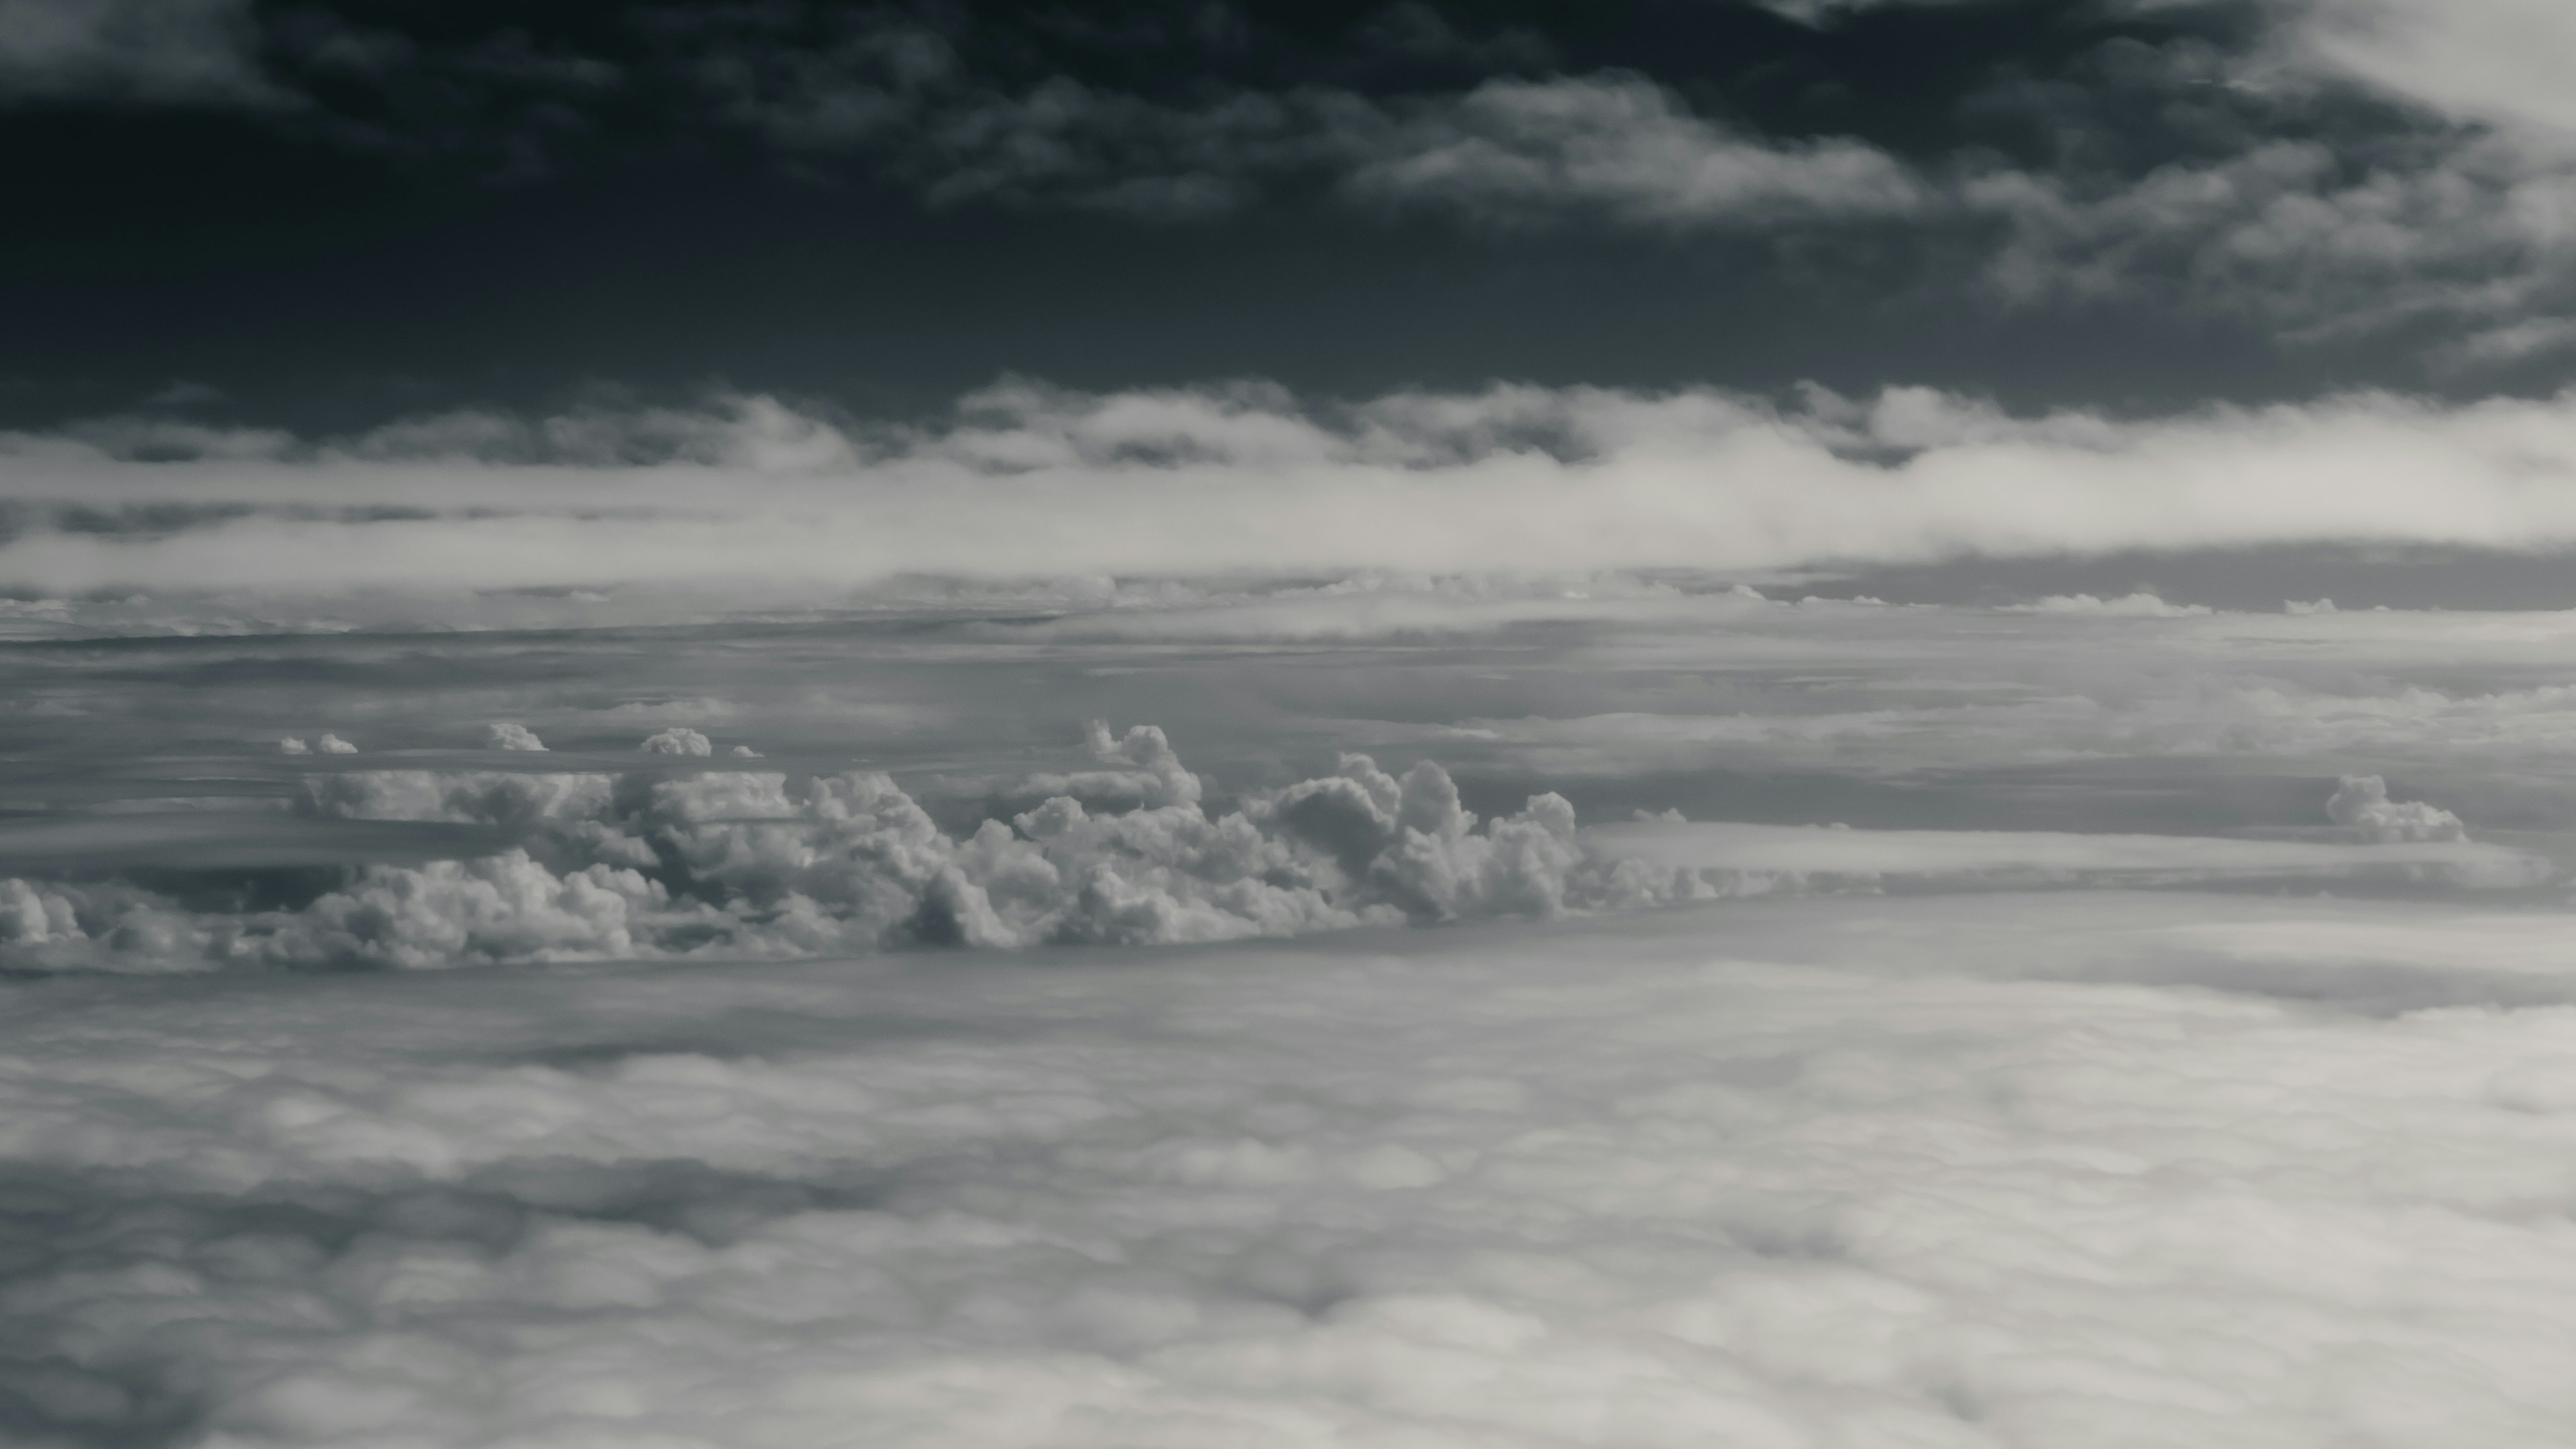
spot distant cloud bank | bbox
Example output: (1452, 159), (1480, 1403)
(11, 382), (2576, 594)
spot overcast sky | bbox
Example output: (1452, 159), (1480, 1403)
(10, 0), (2576, 432)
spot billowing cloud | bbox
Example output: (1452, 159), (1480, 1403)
(2325, 772), (2468, 843)
(639, 726), (716, 757)
(487, 721), (547, 751)
(0, 726), (1662, 972)
(4, 719), (2553, 975)
(2004, 591), (2213, 617)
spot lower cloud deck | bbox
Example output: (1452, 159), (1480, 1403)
(7, 891), (2573, 1447)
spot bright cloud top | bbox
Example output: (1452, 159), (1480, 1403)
(13, 382), (2576, 594)
(0, 725), (1658, 973)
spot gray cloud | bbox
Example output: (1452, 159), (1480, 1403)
(0, 0), (278, 105)
(2282, 0), (2576, 139)
(11, 1), (2575, 357)
(487, 721), (547, 751)
(0, 724), (1669, 972)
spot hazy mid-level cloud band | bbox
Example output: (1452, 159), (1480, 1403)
(10, 382), (2576, 593)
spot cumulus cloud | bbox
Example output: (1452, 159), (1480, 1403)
(2004, 591), (2214, 617)
(278, 736), (309, 755)
(0, 726), (1672, 973)
(28, 382), (2576, 595)
(639, 726), (714, 756)
(9, 719), (2555, 974)
(316, 731), (358, 754)
(487, 721), (547, 751)
(2326, 772), (2469, 843)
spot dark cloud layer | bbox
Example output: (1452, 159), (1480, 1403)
(7, 0), (2574, 430)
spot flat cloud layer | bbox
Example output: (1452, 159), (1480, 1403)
(17, 383), (2576, 594)
(11, 890), (2576, 1446)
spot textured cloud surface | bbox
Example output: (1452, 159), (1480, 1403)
(3, 706), (2540, 976)
(0, 726), (1656, 972)
(10, 891), (2576, 1446)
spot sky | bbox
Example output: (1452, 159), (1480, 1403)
(11, 2), (2576, 1446)
(10, 0), (2576, 430)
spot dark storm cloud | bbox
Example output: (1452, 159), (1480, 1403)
(5, 1), (2575, 429)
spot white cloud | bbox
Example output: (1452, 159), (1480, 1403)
(2287, 0), (2576, 139)
(5, 720), (2555, 975)
(486, 721), (547, 751)
(11, 890), (2576, 1444)
(316, 731), (358, 754)
(2325, 772), (2468, 843)
(639, 726), (714, 756)
(2004, 591), (2214, 617)
(278, 736), (309, 755)
(0, 727), (1671, 971)
(23, 382), (2576, 595)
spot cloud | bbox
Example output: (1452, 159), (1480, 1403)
(1587, 816), (2541, 892)
(316, 731), (358, 754)
(2325, 773), (2468, 843)
(1341, 73), (1927, 227)
(487, 721), (547, 751)
(6, 1), (2571, 354)
(639, 726), (715, 757)
(25, 382), (2576, 594)
(0, 726), (1676, 972)
(2285, 0), (2576, 139)
(0, 0), (277, 105)
(10, 889), (2576, 1444)
(2004, 591), (2214, 617)
(6, 716), (2556, 974)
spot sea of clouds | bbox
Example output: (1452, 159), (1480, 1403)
(13, 890), (2576, 1447)
(7, 572), (2576, 1445)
